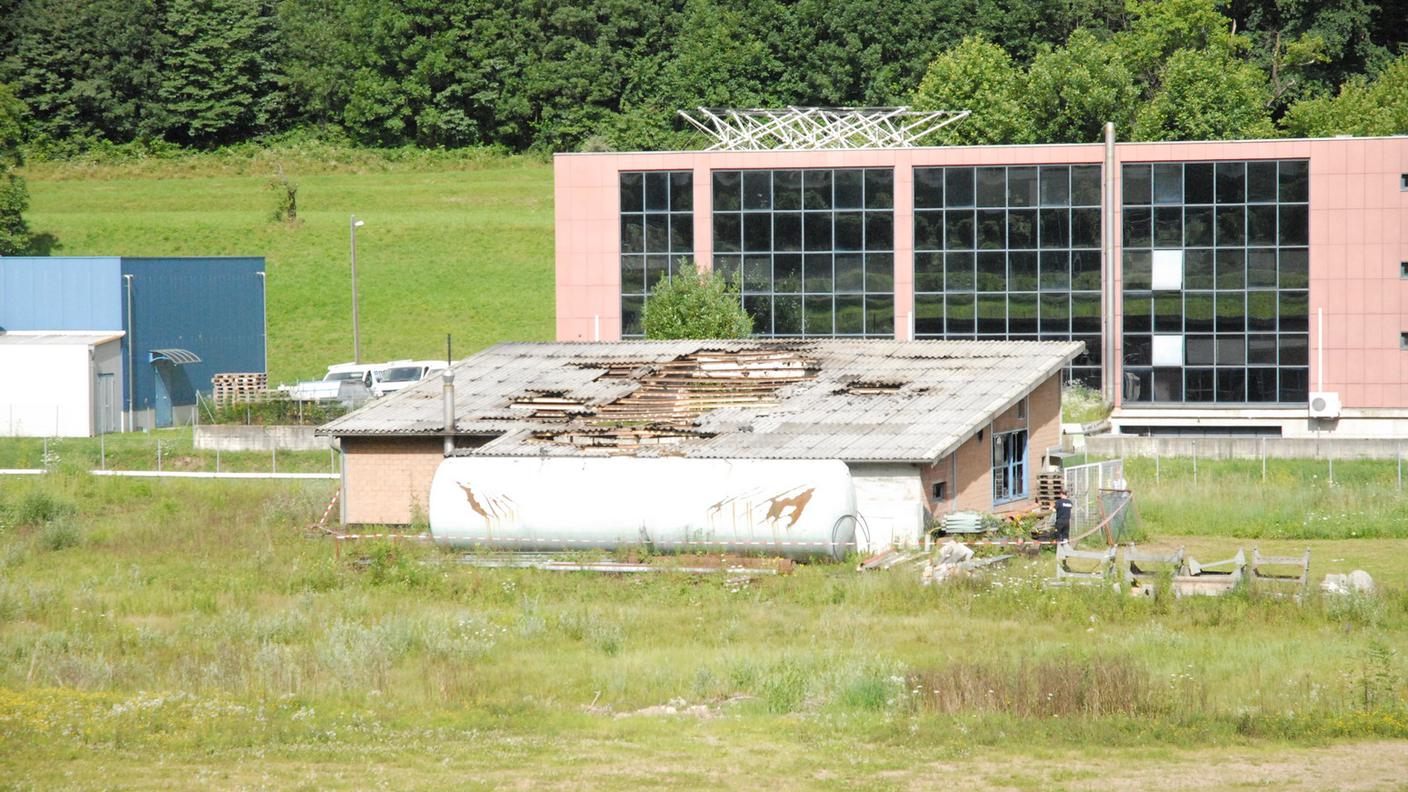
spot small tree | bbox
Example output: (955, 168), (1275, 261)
(642, 262), (753, 340)
(267, 167), (299, 223)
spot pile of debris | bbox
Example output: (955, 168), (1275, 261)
(859, 540), (1012, 585)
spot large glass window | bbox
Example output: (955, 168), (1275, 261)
(620, 171), (693, 337)
(993, 429), (1028, 503)
(914, 165), (1103, 388)
(1120, 160), (1309, 404)
(713, 168), (894, 337)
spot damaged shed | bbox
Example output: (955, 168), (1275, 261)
(319, 339), (1081, 554)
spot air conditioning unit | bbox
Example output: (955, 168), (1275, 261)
(1308, 391), (1341, 419)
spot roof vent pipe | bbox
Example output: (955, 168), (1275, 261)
(442, 367), (456, 456)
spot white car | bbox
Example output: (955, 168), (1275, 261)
(283, 362), (380, 403)
(370, 360), (449, 398)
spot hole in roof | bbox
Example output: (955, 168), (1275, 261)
(839, 380), (906, 395)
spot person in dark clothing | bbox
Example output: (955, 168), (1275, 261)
(1053, 491), (1075, 543)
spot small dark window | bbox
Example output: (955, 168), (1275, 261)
(1017, 397), (1027, 420)
(932, 481), (947, 500)
(1401, 332), (1408, 350)
(1401, 174), (1408, 191)
(1401, 261), (1408, 278)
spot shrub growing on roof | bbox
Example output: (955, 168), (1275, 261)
(641, 261), (753, 340)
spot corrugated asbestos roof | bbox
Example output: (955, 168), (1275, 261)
(319, 339), (1082, 463)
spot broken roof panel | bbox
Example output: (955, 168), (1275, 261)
(320, 339), (1082, 463)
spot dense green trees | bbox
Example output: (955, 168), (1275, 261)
(911, 0), (1404, 145)
(1282, 54), (1408, 137)
(0, 82), (30, 254)
(0, 0), (1404, 153)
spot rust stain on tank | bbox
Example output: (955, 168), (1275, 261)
(459, 483), (490, 519)
(764, 488), (813, 528)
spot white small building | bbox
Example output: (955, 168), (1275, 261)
(0, 331), (125, 437)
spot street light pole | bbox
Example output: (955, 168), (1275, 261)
(349, 214), (365, 363)
(255, 271), (267, 375)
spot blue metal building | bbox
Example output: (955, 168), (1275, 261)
(0, 256), (266, 430)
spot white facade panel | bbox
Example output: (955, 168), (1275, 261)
(1151, 249), (1184, 290)
(1152, 334), (1185, 367)
(0, 343), (93, 437)
(848, 463), (927, 554)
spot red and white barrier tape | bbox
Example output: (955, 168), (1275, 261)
(326, 533), (1069, 548)
(313, 489), (340, 535)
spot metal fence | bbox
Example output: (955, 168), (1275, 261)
(1063, 458), (1126, 534)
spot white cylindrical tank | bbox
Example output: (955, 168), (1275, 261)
(429, 456), (857, 561)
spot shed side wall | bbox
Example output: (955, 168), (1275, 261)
(945, 371), (1063, 515)
(0, 343), (93, 437)
(121, 257), (266, 416)
(341, 436), (444, 525)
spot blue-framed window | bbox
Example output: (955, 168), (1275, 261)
(992, 429), (1028, 504)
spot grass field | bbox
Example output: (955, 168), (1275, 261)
(1, 471), (1406, 789)
(22, 145), (556, 384)
(1123, 457), (1408, 541)
(0, 427), (337, 474)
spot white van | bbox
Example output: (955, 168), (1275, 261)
(370, 360), (449, 398)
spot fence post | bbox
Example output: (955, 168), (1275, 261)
(157, 438), (162, 472)
(1155, 446), (1160, 485)
(1261, 437), (1266, 482)
(216, 448), (221, 474)
(1193, 440), (1198, 485)
(271, 447), (277, 474)
(100, 432), (106, 470)
(1399, 452), (1403, 491)
(329, 447), (335, 473)
(42, 437), (48, 470)
(1328, 455), (1334, 487)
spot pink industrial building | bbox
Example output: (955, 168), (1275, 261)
(554, 134), (1408, 437)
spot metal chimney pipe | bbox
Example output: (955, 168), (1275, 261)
(442, 367), (456, 456)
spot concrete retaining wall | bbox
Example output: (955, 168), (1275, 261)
(1084, 434), (1408, 460)
(194, 425), (334, 452)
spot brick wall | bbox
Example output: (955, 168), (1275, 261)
(1025, 373), (1063, 472)
(341, 436), (445, 525)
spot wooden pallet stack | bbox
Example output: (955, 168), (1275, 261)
(1035, 471), (1064, 508)
(212, 372), (271, 408)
